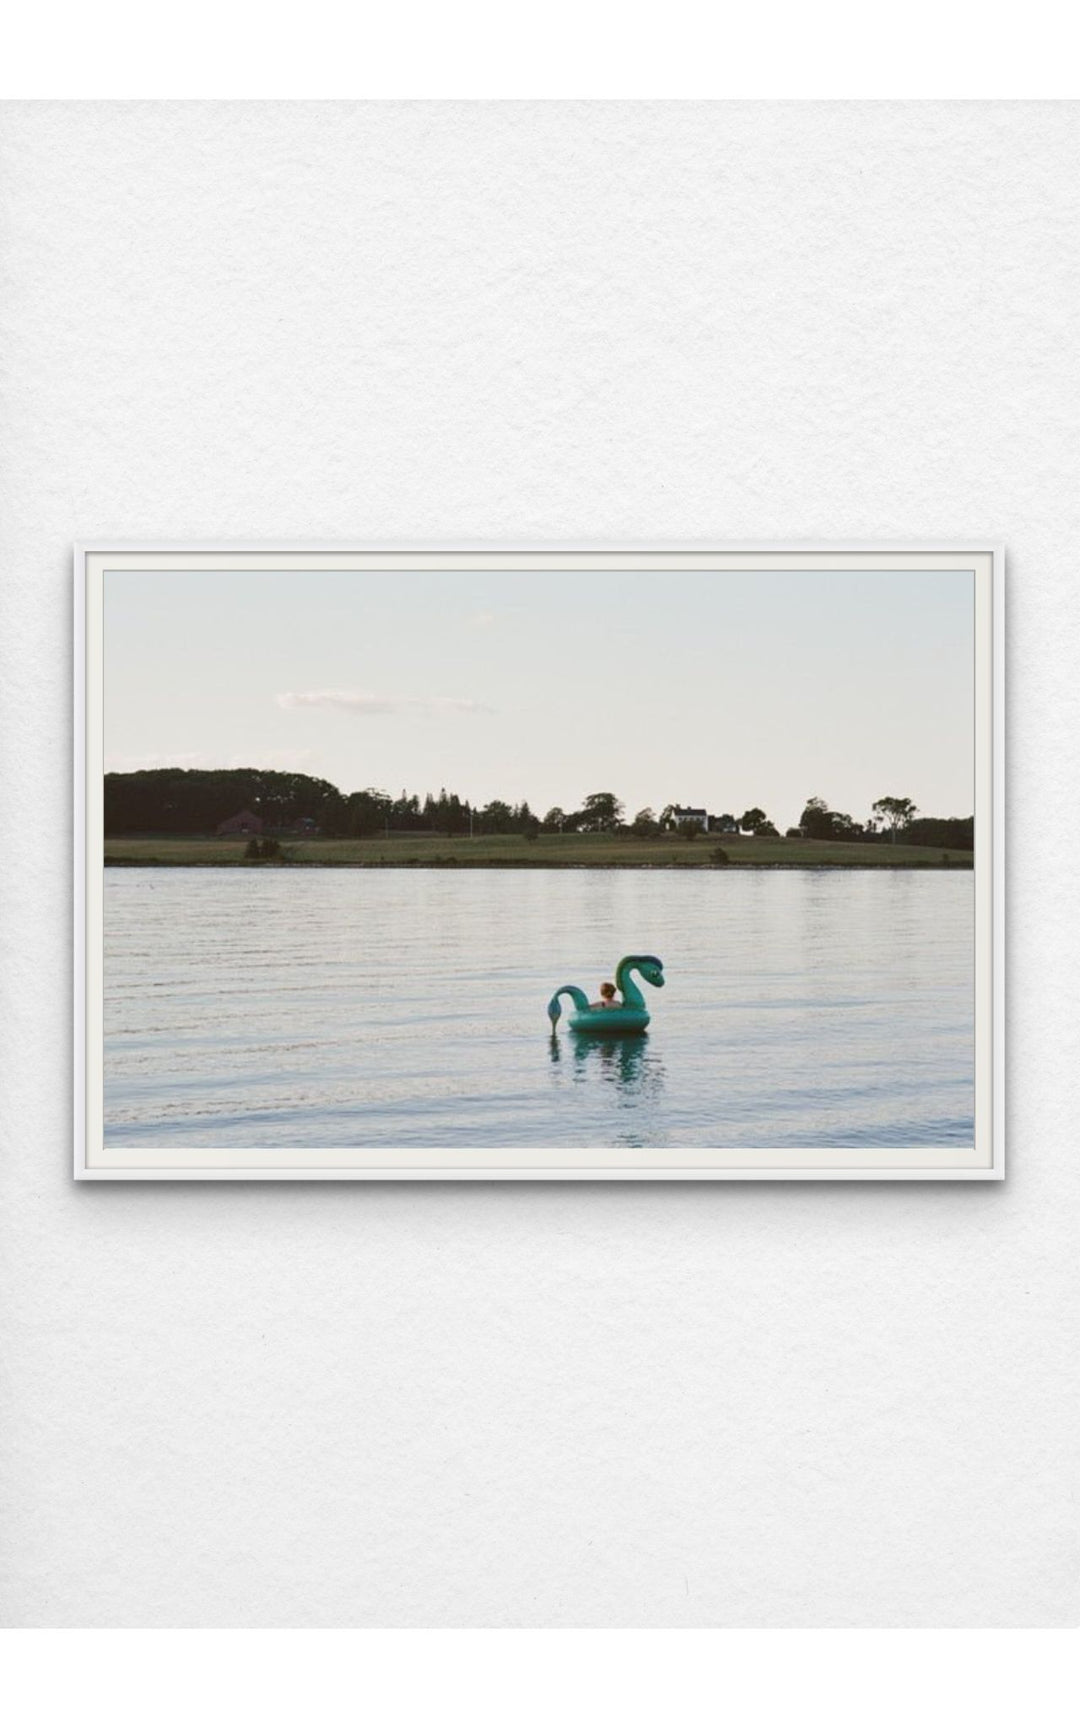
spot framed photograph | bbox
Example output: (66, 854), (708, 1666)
(75, 543), (1003, 1181)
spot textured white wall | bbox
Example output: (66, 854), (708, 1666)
(1, 102), (1077, 1627)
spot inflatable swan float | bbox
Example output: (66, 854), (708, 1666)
(547, 954), (665, 1035)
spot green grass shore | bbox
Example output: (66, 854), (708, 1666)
(104, 833), (973, 869)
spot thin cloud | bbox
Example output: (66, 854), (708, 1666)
(276, 689), (493, 718)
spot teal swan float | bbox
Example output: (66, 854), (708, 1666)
(547, 954), (665, 1035)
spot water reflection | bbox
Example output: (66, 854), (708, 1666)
(549, 1030), (665, 1098)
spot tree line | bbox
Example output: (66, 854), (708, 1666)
(104, 769), (535, 838)
(792, 795), (972, 849)
(103, 769), (973, 849)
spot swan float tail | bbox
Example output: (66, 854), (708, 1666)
(548, 985), (590, 1029)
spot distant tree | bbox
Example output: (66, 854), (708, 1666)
(799, 796), (864, 842)
(347, 787), (391, 837)
(712, 813), (738, 834)
(739, 808), (771, 835)
(799, 797), (831, 839)
(244, 836), (281, 861)
(905, 814), (973, 850)
(785, 827), (803, 839)
(579, 791), (624, 832)
(631, 807), (660, 837)
(441, 791), (468, 835)
(381, 789), (424, 831)
(542, 807), (567, 832)
(478, 799), (515, 834)
(659, 805), (677, 831)
(872, 796), (918, 841)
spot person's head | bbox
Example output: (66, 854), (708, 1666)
(599, 981), (616, 1002)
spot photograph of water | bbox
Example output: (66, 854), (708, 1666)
(90, 552), (989, 1172)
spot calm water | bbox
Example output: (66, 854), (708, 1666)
(103, 868), (974, 1150)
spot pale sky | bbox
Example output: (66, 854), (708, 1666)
(104, 567), (975, 831)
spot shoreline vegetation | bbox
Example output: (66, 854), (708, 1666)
(103, 769), (974, 869)
(104, 833), (973, 870)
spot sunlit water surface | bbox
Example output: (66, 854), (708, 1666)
(104, 868), (974, 1150)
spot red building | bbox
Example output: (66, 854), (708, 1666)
(216, 809), (264, 837)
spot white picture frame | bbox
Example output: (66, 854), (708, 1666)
(76, 542), (1003, 1181)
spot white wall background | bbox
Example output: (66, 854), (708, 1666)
(1, 101), (1077, 1628)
